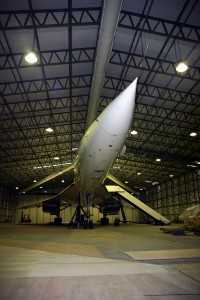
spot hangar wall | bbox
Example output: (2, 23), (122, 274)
(0, 185), (17, 223)
(146, 170), (200, 221)
(16, 198), (140, 224)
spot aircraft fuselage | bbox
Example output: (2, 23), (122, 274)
(78, 79), (137, 192)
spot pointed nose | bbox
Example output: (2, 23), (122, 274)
(98, 78), (138, 135)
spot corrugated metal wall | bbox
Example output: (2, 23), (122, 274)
(16, 204), (140, 224)
(146, 170), (200, 222)
(0, 185), (16, 223)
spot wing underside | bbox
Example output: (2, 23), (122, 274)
(105, 174), (170, 225)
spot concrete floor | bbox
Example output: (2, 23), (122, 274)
(0, 223), (200, 299)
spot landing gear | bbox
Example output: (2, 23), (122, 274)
(100, 216), (109, 225)
(54, 217), (62, 225)
(69, 193), (93, 229)
(54, 210), (62, 225)
(120, 205), (127, 223)
(114, 217), (120, 226)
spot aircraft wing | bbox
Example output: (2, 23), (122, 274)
(105, 173), (134, 194)
(23, 161), (77, 193)
(105, 174), (170, 225)
(19, 181), (80, 209)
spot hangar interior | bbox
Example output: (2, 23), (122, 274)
(0, 0), (199, 225)
(0, 0), (200, 299)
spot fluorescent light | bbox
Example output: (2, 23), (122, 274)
(195, 161), (200, 165)
(54, 157), (60, 160)
(24, 51), (38, 64)
(33, 161), (71, 170)
(131, 130), (138, 135)
(176, 61), (188, 73)
(125, 181), (128, 184)
(190, 132), (197, 137)
(137, 172), (141, 176)
(33, 179), (37, 183)
(61, 179), (65, 183)
(40, 186), (43, 189)
(155, 158), (161, 162)
(145, 180), (152, 183)
(113, 165), (120, 169)
(72, 147), (78, 151)
(45, 127), (54, 133)
(187, 164), (197, 168)
(139, 188), (143, 191)
(152, 181), (159, 186)
(169, 174), (174, 178)
(16, 186), (19, 190)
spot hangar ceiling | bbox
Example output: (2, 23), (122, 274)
(0, 0), (200, 192)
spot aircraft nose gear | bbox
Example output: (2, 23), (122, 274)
(69, 193), (94, 229)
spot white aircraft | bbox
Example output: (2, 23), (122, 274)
(22, 78), (170, 227)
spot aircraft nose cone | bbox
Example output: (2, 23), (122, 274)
(98, 78), (138, 135)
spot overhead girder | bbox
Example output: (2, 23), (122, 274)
(1, 111), (198, 144)
(1, 134), (198, 171)
(1, 133), (197, 169)
(1, 117), (198, 145)
(100, 98), (199, 126)
(119, 9), (200, 44)
(110, 49), (200, 82)
(0, 25), (62, 166)
(0, 7), (200, 44)
(1, 99), (198, 127)
(1, 137), (82, 153)
(1, 150), (74, 165)
(125, 145), (198, 165)
(1, 93), (198, 121)
(1, 74), (199, 107)
(0, 48), (95, 70)
(0, 110), (86, 130)
(0, 7), (102, 30)
(0, 2), (199, 188)
(0, 75), (92, 95)
(28, 0), (64, 155)
(103, 76), (199, 106)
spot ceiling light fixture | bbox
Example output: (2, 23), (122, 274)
(130, 130), (138, 135)
(33, 179), (37, 183)
(54, 157), (60, 160)
(155, 158), (161, 162)
(113, 165), (120, 169)
(33, 162), (71, 169)
(176, 61), (188, 73)
(125, 181), (128, 184)
(169, 174), (174, 178)
(187, 164), (197, 168)
(61, 179), (65, 183)
(16, 186), (19, 190)
(40, 186), (43, 189)
(190, 132), (197, 137)
(137, 172), (141, 176)
(24, 51), (38, 64)
(45, 127), (54, 133)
